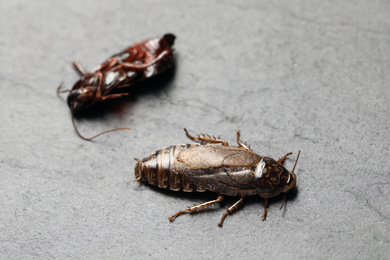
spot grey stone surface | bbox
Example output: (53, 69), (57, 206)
(1, 1), (390, 259)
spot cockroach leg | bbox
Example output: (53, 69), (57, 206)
(184, 128), (229, 146)
(236, 130), (251, 151)
(98, 93), (130, 101)
(94, 71), (104, 100)
(88, 71), (127, 101)
(72, 61), (88, 76)
(278, 152), (293, 165)
(261, 198), (268, 220)
(89, 58), (121, 74)
(101, 58), (120, 71)
(218, 197), (244, 227)
(113, 50), (170, 71)
(169, 195), (224, 222)
(114, 62), (149, 71)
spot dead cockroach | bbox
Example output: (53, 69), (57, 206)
(57, 33), (176, 140)
(134, 129), (300, 227)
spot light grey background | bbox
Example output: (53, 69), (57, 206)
(1, 1), (389, 259)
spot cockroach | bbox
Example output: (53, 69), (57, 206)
(134, 129), (300, 227)
(57, 33), (176, 140)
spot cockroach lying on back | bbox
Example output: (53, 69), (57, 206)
(135, 129), (300, 227)
(57, 33), (176, 140)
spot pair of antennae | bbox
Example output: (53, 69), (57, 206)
(280, 150), (301, 209)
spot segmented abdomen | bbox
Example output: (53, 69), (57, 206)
(135, 144), (204, 192)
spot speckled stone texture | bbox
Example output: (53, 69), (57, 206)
(1, 1), (389, 259)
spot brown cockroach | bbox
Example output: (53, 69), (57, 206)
(134, 129), (300, 227)
(57, 33), (176, 140)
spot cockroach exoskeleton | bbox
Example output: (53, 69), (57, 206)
(57, 33), (176, 140)
(135, 129), (300, 227)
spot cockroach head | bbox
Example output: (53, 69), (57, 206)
(67, 89), (83, 111)
(254, 157), (297, 198)
(161, 33), (176, 47)
(67, 86), (96, 112)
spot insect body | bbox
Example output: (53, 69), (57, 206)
(60, 33), (175, 112)
(134, 129), (300, 227)
(57, 33), (176, 140)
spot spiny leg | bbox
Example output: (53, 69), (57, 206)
(278, 152), (293, 165)
(93, 71), (129, 101)
(115, 70), (131, 89)
(218, 197), (245, 227)
(261, 198), (268, 220)
(98, 92), (130, 101)
(72, 61), (88, 76)
(169, 195), (224, 222)
(114, 62), (149, 71)
(87, 58), (121, 75)
(115, 50), (169, 71)
(184, 128), (229, 146)
(236, 130), (251, 150)
(100, 57), (120, 71)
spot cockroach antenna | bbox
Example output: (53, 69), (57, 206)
(280, 151), (300, 210)
(292, 150), (301, 174)
(71, 115), (130, 141)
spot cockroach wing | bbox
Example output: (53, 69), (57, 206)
(186, 168), (258, 197)
(177, 145), (262, 170)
